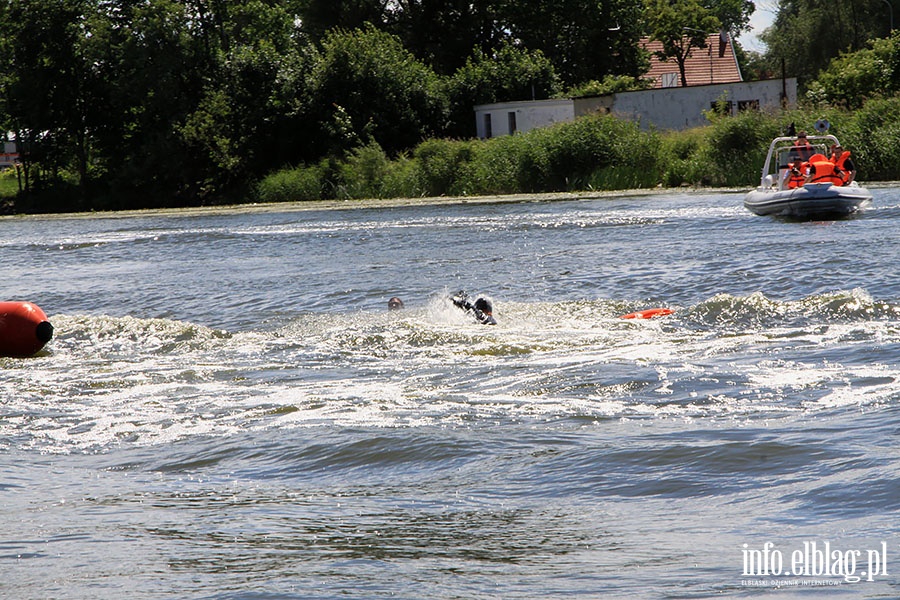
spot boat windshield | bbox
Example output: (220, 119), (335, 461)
(775, 144), (828, 170)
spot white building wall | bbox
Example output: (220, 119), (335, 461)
(473, 99), (575, 139)
(473, 78), (797, 137)
(599, 79), (797, 130)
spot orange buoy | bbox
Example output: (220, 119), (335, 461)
(0, 302), (54, 357)
(619, 307), (674, 320)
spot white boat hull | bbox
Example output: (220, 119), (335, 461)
(743, 182), (873, 219)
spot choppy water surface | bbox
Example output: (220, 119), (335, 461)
(4, 190), (900, 598)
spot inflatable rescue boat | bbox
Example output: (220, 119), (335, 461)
(0, 302), (54, 357)
(743, 134), (872, 219)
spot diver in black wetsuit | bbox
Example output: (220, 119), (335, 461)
(451, 292), (497, 325)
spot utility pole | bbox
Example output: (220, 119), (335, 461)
(884, 0), (894, 33)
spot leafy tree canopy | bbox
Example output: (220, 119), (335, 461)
(758, 0), (895, 83)
(298, 0), (648, 86)
(806, 31), (900, 109)
(494, 0), (646, 86)
(706, 0), (755, 38)
(444, 41), (561, 137)
(643, 0), (721, 87)
(308, 24), (447, 156)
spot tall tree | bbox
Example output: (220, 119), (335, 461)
(760, 0), (893, 83)
(384, 0), (508, 75)
(705, 0), (755, 38)
(177, 0), (302, 198)
(0, 0), (95, 199)
(84, 0), (214, 204)
(307, 25), (447, 157)
(643, 0), (721, 87)
(496, 0), (646, 87)
(296, 0), (389, 41)
(445, 42), (561, 137)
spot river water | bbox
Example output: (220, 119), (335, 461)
(3, 190), (900, 598)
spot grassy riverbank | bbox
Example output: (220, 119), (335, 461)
(256, 99), (900, 204)
(0, 168), (19, 212)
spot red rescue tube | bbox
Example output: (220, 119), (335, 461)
(0, 302), (54, 357)
(619, 307), (674, 320)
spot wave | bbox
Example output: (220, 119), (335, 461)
(52, 313), (232, 355)
(686, 288), (900, 327)
(3, 289), (900, 453)
(11, 289), (900, 378)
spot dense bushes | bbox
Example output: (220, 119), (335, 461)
(836, 97), (900, 181)
(806, 33), (900, 110)
(257, 114), (665, 202)
(256, 104), (900, 204)
(699, 109), (781, 186)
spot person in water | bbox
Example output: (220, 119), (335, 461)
(388, 297), (404, 311)
(451, 292), (497, 325)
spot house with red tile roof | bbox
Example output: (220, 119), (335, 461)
(641, 33), (743, 88)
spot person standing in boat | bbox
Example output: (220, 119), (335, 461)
(830, 144), (856, 185)
(791, 131), (814, 161)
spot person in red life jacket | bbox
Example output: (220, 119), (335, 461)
(806, 155), (844, 186)
(829, 144), (856, 185)
(791, 131), (814, 161)
(784, 158), (808, 189)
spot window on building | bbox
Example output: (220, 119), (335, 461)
(737, 100), (760, 112)
(709, 100), (734, 115)
(484, 113), (492, 139)
(508, 112), (517, 135)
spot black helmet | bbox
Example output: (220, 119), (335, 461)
(473, 298), (492, 314)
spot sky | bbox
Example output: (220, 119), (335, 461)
(742, 0), (779, 52)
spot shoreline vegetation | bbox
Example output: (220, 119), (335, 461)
(4, 102), (900, 216)
(251, 104), (900, 207)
